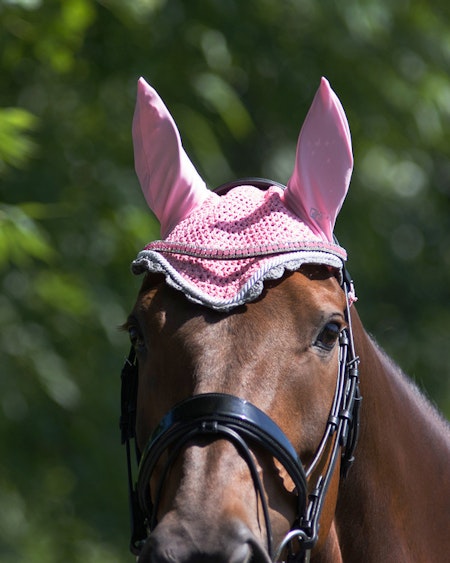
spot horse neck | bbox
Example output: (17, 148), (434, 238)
(335, 308), (450, 562)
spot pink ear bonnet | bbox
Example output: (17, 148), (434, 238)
(131, 77), (353, 311)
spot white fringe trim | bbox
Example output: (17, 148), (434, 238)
(132, 250), (344, 312)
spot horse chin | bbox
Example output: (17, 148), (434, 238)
(137, 516), (272, 563)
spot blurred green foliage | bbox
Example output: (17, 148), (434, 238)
(1, 0), (449, 560)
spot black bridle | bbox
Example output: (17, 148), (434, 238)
(120, 179), (362, 562)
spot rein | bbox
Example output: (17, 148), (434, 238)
(120, 179), (362, 562)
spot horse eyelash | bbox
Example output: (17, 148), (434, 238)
(119, 318), (141, 339)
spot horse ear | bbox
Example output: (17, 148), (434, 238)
(284, 77), (353, 242)
(132, 77), (210, 237)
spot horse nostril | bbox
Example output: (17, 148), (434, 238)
(229, 536), (273, 563)
(229, 543), (251, 563)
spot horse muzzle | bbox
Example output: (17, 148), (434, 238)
(137, 513), (272, 563)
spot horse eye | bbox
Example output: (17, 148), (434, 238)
(128, 325), (145, 351)
(315, 322), (341, 351)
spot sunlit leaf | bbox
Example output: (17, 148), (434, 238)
(194, 73), (254, 139)
(0, 108), (38, 173)
(34, 271), (91, 316)
(0, 204), (55, 268)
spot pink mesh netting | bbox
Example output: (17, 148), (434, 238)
(132, 184), (347, 311)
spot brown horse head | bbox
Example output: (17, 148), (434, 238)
(120, 77), (450, 562)
(126, 265), (350, 562)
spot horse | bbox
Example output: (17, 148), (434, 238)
(119, 77), (450, 562)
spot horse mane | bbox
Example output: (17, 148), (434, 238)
(369, 332), (450, 440)
(336, 323), (450, 561)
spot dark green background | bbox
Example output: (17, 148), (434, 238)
(1, 1), (449, 560)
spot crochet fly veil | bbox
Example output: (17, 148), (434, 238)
(131, 77), (354, 311)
